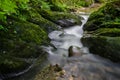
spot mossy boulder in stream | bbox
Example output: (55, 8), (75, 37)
(84, 0), (120, 31)
(0, 16), (50, 77)
(1, 20), (48, 58)
(82, 0), (120, 62)
(39, 10), (82, 27)
(82, 36), (120, 62)
(24, 9), (59, 33)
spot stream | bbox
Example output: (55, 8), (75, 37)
(44, 14), (120, 80)
(8, 14), (120, 80)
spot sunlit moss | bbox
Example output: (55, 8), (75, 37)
(84, 0), (120, 31)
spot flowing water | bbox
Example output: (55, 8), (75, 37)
(7, 14), (120, 80)
(43, 14), (120, 80)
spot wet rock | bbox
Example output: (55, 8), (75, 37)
(0, 10), (49, 77)
(68, 46), (83, 57)
(82, 36), (120, 62)
(35, 64), (64, 80)
(56, 19), (77, 27)
(39, 10), (82, 27)
(82, 0), (120, 62)
(27, 9), (58, 33)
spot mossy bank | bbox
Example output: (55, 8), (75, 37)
(82, 0), (120, 62)
(0, 0), (82, 79)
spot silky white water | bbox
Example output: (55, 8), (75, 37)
(44, 14), (120, 80)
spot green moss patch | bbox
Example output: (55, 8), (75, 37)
(0, 20), (49, 58)
(39, 10), (82, 26)
(0, 55), (29, 74)
(84, 0), (120, 31)
(93, 28), (120, 37)
(82, 36), (120, 62)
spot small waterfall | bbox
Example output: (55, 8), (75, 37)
(43, 13), (120, 80)
(44, 14), (90, 65)
(8, 13), (120, 80)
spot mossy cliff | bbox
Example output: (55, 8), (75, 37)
(0, 0), (82, 78)
(82, 0), (120, 62)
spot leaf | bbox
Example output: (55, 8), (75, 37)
(0, 25), (4, 30)
(0, 0), (17, 14)
(0, 12), (6, 21)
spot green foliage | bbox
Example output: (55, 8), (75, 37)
(0, 0), (17, 13)
(77, 0), (92, 7)
(94, 28), (120, 37)
(47, 0), (67, 11)
(0, 0), (16, 21)
(0, 0), (30, 20)
(115, 18), (120, 22)
(0, 12), (6, 21)
(84, 0), (120, 31)
(40, 0), (51, 10)
(0, 25), (4, 30)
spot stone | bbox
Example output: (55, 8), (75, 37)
(56, 19), (77, 27)
(68, 46), (83, 57)
(82, 36), (120, 62)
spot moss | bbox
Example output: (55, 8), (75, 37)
(0, 20), (49, 58)
(0, 55), (29, 74)
(12, 7), (59, 33)
(82, 36), (120, 62)
(47, 0), (68, 12)
(84, 0), (120, 31)
(56, 0), (93, 8)
(39, 10), (82, 26)
(100, 22), (120, 28)
(83, 0), (120, 62)
(13, 21), (48, 44)
(93, 28), (120, 37)
(0, 19), (49, 76)
(24, 9), (59, 33)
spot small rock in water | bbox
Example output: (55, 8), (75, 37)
(68, 46), (83, 57)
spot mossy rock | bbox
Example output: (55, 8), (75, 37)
(56, 0), (93, 8)
(39, 10), (82, 27)
(82, 0), (120, 62)
(47, 0), (68, 12)
(0, 19), (49, 78)
(25, 9), (59, 33)
(13, 21), (48, 44)
(82, 36), (120, 62)
(0, 55), (29, 74)
(0, 20), (49, 58)
(93, 28), (120, 37)
(84, 0), (120, 31)
(11, 8), (59, 33)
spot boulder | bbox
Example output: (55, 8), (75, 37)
(82, 0), (120, 62)
(39, 10), (82, 27)
(84, 0), (120, 31)
(82, 36), (120, 62)
(68, 46), (83, 57)
(56, 19), (77, 27)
